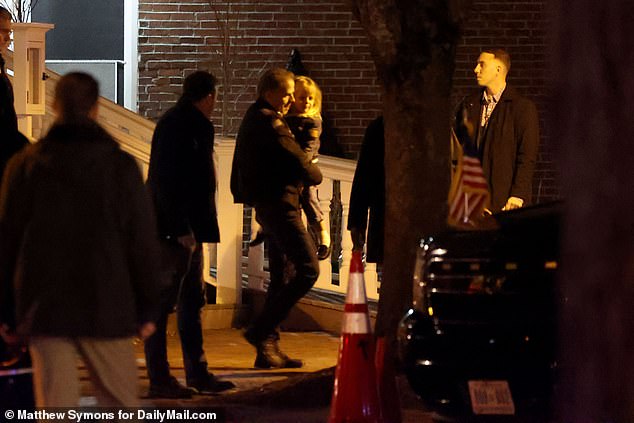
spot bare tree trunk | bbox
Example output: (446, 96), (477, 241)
(206, 1), (285, 136)
(2, 0), (39, 22)
(207, 0), (232, 136)
(351, 0), (472, 339)
(554, 2), (634, 421)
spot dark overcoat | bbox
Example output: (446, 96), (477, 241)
(0, 120), (160, 337)
(348, 116), (385, 264)
(285, 114), (322, 159)
(230, 99), (322, 207)
(0, 57), (28, 186)
(147, 99), (220, 243)
(460, 86), (540, 211)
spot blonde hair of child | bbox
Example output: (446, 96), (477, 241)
(293, 76), (322, 118)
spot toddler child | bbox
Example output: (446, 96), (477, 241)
(285, 76), (330, 259)
(250, 76), (331, 260)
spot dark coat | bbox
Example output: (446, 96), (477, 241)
(0, 57), (28, 186)
(231, 99), (322, 207)
(147, 99), (220, 243)
(0, 120), (161, 337)
(285, 114), (322, 159)
(348, 117), (385, 263)
(0, 56), (17, 136)
(459, 86), (540, 211)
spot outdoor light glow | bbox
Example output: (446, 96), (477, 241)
(545, 261), (557, 269)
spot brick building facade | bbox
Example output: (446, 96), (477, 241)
(138, 0), (558, 202)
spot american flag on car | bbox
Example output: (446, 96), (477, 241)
(447, 130), (490, 227)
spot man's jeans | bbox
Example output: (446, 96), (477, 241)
(144, 241), (208, 385)
(248, 200), (320, 342)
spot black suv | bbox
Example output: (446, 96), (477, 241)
(398, 202), (561, 420)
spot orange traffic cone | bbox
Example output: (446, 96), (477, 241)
(329, 250), (382, 423)
(375, 337), (402, 423)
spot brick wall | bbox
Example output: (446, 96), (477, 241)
(138, 0), (381, 157)
(138, 0), (558, 202)
(454, 0), (557, 202)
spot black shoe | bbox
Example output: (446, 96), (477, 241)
(252, 337), (303, 369)
(317, 244), (331, 260)
(188, 374), (235, 394)
(272, 340), (303, 368)
(253, 337), (287, 369)
(249, 231), (266, 247)
(148, 376), (195, 399)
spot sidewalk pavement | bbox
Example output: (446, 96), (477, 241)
(78, 327), (433, 422)
(135, 328), (341, 397)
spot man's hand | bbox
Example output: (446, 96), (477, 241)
(502, 196), (524, 211)
(0, 324), (21, 346)
(137, 322), (156, 340)
(177, 234), (196, 251)
(350, 227), (366, 251)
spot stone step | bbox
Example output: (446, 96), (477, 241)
(193, 288), (377, 335)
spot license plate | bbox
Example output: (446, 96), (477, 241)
(468, 380), (515, 415)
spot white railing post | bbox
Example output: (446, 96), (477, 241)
(247, 216), (265, 291)
(202, 243), (216, 285)
(336, 179), (379, 300)
(315, 156), (379, 299)
(338, 179), (354, 293)
(11, 23), (54, 139)
(214, 138), (243, 305)
(37, 71), (377, 305)
(364, 260), (379, 300)
(313, 178), (334, 290)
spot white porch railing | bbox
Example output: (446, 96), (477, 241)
(11, 58), (379, 304)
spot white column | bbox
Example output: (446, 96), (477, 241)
(124, 0), (139, 111)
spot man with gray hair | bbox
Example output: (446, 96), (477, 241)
(231, 68), (322, 369)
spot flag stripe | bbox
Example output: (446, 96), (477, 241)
(447, 137), (491, 227)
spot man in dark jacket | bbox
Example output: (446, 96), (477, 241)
(0, 72), (160, 407)
(231, 68), (322, 369)
(457, 49), (539, 212)
(348, 116), (385, 264)
(145, 70), (234, 398)
(0, 7), (28, 186)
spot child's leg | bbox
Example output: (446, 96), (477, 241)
(302, 186), (330, 259)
